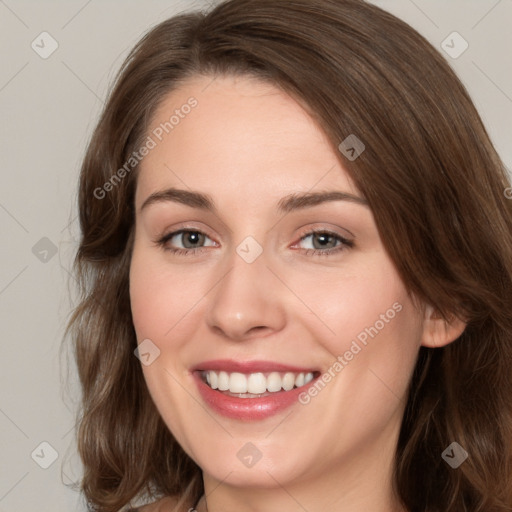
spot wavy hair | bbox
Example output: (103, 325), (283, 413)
(66, 0), (512, 510)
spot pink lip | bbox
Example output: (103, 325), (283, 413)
(190, 359), (319, 421)
(190, 359), (317, 374)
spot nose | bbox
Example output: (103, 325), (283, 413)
(205, 249), (287, 342)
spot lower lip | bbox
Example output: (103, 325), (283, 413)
(193, 372), (315, 420)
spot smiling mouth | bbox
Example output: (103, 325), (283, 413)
(200, 370), (318, 398)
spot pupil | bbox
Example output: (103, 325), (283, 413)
(314, 233), (335, 249)
(184, 231), (203, 248)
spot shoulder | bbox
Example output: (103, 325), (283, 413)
(129, 495), (188, 512)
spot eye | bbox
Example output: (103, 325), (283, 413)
(294, 229), (354, 256)
(156, 229), (216, 255)
(155, 228), (354, 257)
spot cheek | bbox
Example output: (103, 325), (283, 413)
(305, 257), (423, 398)
(288, 265), (422, 458)
(297, 258), (417, 349)
(129, 246), (202, 439)
(129, 260), (159, 341)
(129, 245), (203, 341)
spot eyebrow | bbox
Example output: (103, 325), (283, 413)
(139, 187), (369, 214)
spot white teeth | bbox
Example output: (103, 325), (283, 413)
(267, 372), (282, 392)
(229, 372), (247, 393)
(282, 372), (295, 391)
(204, 370), (316, 394)
(209, 371), (218, 390)
(247, 372), (267, 394)
(217, 371), (229, 391)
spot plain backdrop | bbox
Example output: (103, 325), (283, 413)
(0, 1), (511, 510)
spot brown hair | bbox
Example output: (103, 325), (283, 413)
(67, 0), (512, 510)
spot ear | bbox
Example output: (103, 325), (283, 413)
(421, 304), (467, 348)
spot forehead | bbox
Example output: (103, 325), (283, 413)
(136, 74), (360, 206)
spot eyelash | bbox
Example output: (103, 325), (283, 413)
(155, 228), (354, 257)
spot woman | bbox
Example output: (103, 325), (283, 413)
(67, 0), (512, 511)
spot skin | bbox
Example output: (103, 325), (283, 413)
(129, 74), (466, 512)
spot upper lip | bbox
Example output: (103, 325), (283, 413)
(191, 359), (318, 374)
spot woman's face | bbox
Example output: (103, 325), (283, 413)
(130, 75), (425, 499)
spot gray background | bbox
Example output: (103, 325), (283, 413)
(0, 1), (510, 511)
